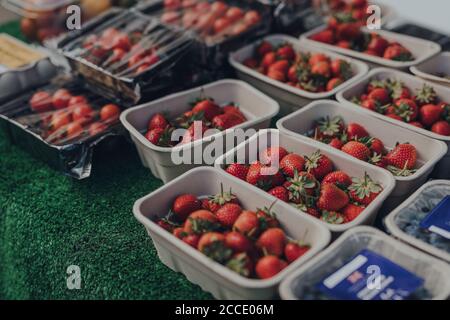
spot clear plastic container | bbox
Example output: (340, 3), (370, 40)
(215, 129), (395, 235)
(337, 67), (450, 179)
(385, 180), (450, 263)
(133, 166), (331, 300)
(410, 52), (450, 88)
(279, 226), (450, 300)
(229, 34), (369, 115)
(120, 79), (279, 183)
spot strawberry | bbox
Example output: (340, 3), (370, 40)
(409, 121), (424, 129)
(320, 211), (345, 224)
(173, 227), (185, 239)
(366, 137), (384, 155)
(225, 231), (252, 253)
(346, 123), (369, 140)
(361, 99), (378, 111)
(388, 80), (411, 100)
(385, 143), (417, 170)
(256, 256), (288, 279)
(341, 203), (365, 222)
(331, 59), (352, 78)
(256, 228), (286, 257)
(285, 171), (319, 205)
(315, 116), (345, 139)
(341, 141), (371, 161)
(181, 121), (208, 144)
(367, 79), (386, 93)
(233, 211), (259, 237)
(226, 163), (249, 180)
(386, 113), (403, 121)
(183, 234), (200, 248)
(256, 204), (280, 230)
(414, 84), (437, 106)
(216, 203), (242, 228)
(222, 104), (246, 121)
(431, 121), (450, 136)
(305, 150), (334, 180)
(329, 137), (344, 149)
(369, 153), (388, 168)
(183, 210), (220, 234)
(246, 161), (271, 190)
(212, 112), (245, 130)
(322, 171), (352, 188)
(208, 184), (238, 213)
(261, 52), (277, 69)
(291, 203), (321, 219)
(368, 88), (390, 105)
(284, 242), (310, 263)
(268, 186), (289, 202)
(198, 232), (232, 263)
(348, 173), (383, 206)
(280, 153), (305, 178)
(268, 60), (290, 74)
(226, 253), (253, 277)
(243, 58), (258, 68)
(309, 53), (330, 66)
(310, 29), (335, 44)
(367, 35), (389, 55)
(420, 104), (442, 127)
(257, 41), (273, 57)
(327, 78), (344, 91)
(148, 113), (169, 130)
(156, 218), (178, 233)
(393, 98), (419, 122)
(336, 22), (361, 40)
(317, 184), (349, 212)
(383, 44), (413, 61)
(277, 44), (296, 60)
(192, 99), (222, 121)
(145, 127), (174, 147)
(172, 194), (202, 221)
(311, 61), (331, 78)
(260, 147), (289, 166)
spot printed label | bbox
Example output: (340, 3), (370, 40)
(420, 196), (450, 239)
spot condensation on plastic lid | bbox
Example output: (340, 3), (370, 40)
(3, 0), (78, 13)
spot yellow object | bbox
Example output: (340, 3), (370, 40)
(0, 34), (44, 69)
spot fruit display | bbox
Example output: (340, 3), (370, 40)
(306, 116), (419, 176)
(60, 10), (192, 80)
(154, 185), (311, 280)
(313, 0), (379, 26)
(3, 81), (122, 146)
(147, 0), (264, 45)
(241, 40), (355, 93)
(349, 78), (450, 136)
(143, 95), (247, 147)
(224, 147), (384, 225)
(307, 4), (414, 62)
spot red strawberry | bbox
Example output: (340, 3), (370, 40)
(226, 163), (249, 180)
(331, 59), (352, 78)
(181, 121), (208, 144)
(349, 173), (383, 206)
(261, 52), (277, 69)
(198, 232), (232, 263)
(317, 184), (349, 212)
(341, 203), (365, 222)
(173, 227), (185, 239)
(256, 256), (288, 279)
(329, 137), (344, 150)
(268, 60), (290, 74)
(256, 205), (280, 230)
(256, 228), (286, 257)
(192, 99), (222, 121)
(361, 99), (378, 111)
(409, 121), (424, 129)
(277, 44), (296, 60)
(383, 44), (413, 61)
(148, 113), (169, 130)
(346, 123), (369, 140)
(233, 211), (259, 237)
(368, 138), (384, 155)
(225, 231), (252, 253)
(336, 22), (361, 40)
(216, 203), (242, 227)
(414, 84), (437, 106)
(285, 171), (319, 204)
(367, 35), (389, 55)
(305, 150), (334, 180)
(222, 105), (246, 121)
(157, 219), (177, 232)
(341, 141), (371, 161)
(212, 112), (245, 130)
(420, 104), (442, 127)
(431, 121), (450, 136)
(268, 186), (289, 202)
(280, 153), (306, 178)
(385, 143), (417, 170)
(322, 171), (352, 188)
(226, 253), (254, 277)
(327, 78), (344, 91)
(183, 210), (220, 234)
(260, 147), (289, 166)
(207, 185), (239, 213)
(393, 99), (419, 122)
(243, 58), (258, 68)
(320, 211), (346, 225)
(368, 88), (390, 105)
(310, 29), (335, 44)
(386, 113), (403, 121)
(315, 116), (345, 139)
(246, 161), (272, 190)
(172, 194), (202, 221)
(145, 127), (173, 146)
(183, 234), (200, 248)
(257, 41), (273, 57)
(284, 242), (310, 263)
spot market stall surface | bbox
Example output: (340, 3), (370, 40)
(0, 21), (211, 300)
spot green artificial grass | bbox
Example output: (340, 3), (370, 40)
(0, 21), (211, 300)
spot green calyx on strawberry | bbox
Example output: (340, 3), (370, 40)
(201, 239), (233, 264)
(226, 253), (253, 277)
(305, 150), (333, 180)
(316, 116), (345, 138)
(175, 110), (207, 129)
(257, 202), (280, 231)
(320, 211), (345, 225)
(286, 171), (319, 205)
(348, 173), (383, 206)
(415, 84), (437, 106)
(387, 163), (417, 177)
(208, 183), (237, 211)
(388, 79), (410, 100)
